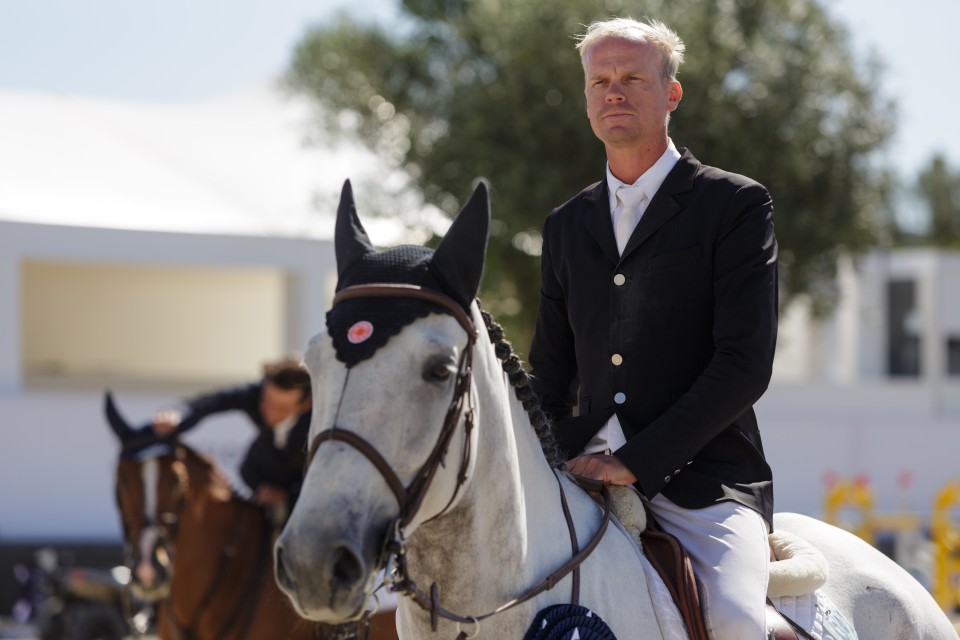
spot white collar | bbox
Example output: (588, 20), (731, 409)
(606, 139), (681, 212)
(272, 414), (297, 449)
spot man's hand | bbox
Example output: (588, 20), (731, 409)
(565, 454), (637, 486)
(255, 484), (288, 507)
(152, 410), (182, 437)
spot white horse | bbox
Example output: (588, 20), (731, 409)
(275, 181), (957, 639)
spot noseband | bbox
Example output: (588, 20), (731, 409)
(307, 283), (479, 534)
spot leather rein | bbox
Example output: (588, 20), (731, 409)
(307, 283), (612, 637)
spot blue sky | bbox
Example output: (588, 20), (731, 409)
(1, 0), (957, 181)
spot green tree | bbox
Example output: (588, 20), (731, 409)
(915, 154), (960, 245)
(287, 0), (894, 351)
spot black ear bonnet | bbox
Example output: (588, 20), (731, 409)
(327, 180), (490, 368)
(327, 244), (455, 367)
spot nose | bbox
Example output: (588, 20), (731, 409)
(329, 545), (364, 593)
(275, 535), (368, 600)
(135, 561), (156, 588)
(606, 89), (624, 102)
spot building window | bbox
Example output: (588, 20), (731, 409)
(21, 261), (288, 390)
(887, 279), (920, 377)
(948, 337), (960, 377)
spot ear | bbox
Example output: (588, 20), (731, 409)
(335, 180), (375, 280)
(431, 180), (491, 308)
(667, 79), (683, 112)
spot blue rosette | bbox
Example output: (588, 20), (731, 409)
(523, 604), (617, 640)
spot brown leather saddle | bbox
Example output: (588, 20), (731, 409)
(640, 521), (805, 640)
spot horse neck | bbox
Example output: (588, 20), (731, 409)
(171, 493), (274, 638)
(405, 331), (565, 615)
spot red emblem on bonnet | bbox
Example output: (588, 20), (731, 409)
(347, 321), (374, 344)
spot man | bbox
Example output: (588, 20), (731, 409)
(118, 358), (311, 518)
(529, 18), (777, 639)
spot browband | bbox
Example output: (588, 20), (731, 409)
(332, 283), (478, 345)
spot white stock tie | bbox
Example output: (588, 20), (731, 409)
(615, 185), (647, 256)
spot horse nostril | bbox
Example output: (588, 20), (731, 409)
(274, 544), (296, 592)
(330, 546), (363, 591)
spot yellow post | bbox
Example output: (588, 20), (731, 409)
(931, 480), (960, 611)
(823, 477), (875, 545)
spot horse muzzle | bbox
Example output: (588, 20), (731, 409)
(274, 524), (375, 622)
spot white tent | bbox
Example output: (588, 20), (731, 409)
(0, 85), (401, 237)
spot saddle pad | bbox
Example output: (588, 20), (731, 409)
(523, 604), (617, 640)
(769, 591), (858, 640)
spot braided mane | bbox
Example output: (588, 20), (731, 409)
(478, 305), (563, 469)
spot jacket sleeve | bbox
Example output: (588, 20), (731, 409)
(529, 214), (579, 427)
(615, 182), (778, 497)
(174, 384), (259, 435)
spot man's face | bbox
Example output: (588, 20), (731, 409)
(259, 381), (308, 428)
(582, 36), (682, 150)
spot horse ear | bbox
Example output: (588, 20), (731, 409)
(432, 180), (490, 307)
(335, 180), (375, 279)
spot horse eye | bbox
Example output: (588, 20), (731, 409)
(423, 358), (455, 383)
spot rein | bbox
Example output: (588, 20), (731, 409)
(307, 284), (614, 637)
(386, 479), (612, 639)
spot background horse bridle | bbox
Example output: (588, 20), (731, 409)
(306, 284), (612, 638)
(115, 452), (183, 600)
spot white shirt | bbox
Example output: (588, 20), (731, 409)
(581, 140), (682, 456)
(272, 414), (297, 449)
(606, 139), (682, 239)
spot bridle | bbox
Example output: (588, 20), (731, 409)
(115, 456), (182, 601)
(307, 283), (612, 639)
(308, 283), (479, 534)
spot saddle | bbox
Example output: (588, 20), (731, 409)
(604, 484), (820, 640)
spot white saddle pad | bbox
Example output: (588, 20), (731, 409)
(769, 591), (858, 640)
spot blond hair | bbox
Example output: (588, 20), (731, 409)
(576, 18), (686, 82)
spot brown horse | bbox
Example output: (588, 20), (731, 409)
(108, 393), (397, 640)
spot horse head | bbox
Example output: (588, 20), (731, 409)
(108, 395), (183, 600)
(275, 180), (491, 622)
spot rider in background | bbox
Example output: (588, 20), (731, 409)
(120, 357), (311, 524)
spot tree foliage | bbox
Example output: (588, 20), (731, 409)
(287, 0), (894, 351)
(913, 154), (960, 245)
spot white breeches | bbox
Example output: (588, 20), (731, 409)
(647, 494), (770, 640)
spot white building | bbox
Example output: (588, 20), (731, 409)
(760, 249), (960, 522)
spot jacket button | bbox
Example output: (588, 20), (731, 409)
(674, 469), (681, 475)
(664, 475), (671, 483)
(613, 273), (626, 286)
(614, 392), (626, 404)
(611, 354), (623, 366)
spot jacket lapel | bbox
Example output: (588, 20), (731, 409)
(580, 180), (620, 264)
(620, 149), (699, 260)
